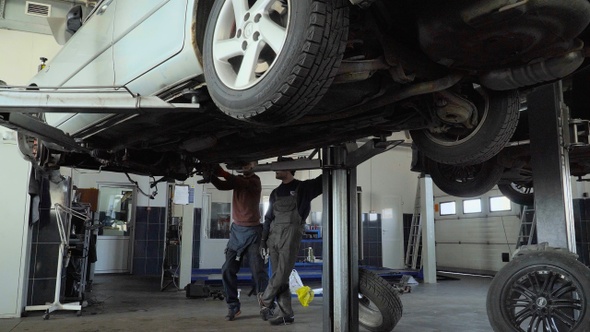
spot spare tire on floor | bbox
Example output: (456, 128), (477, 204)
(359, 268), (403, 332)
(487, 246), (590, 331)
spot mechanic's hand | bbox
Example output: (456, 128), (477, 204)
(260, 241), (269, 261)
(197, 169), (212, 184)
(213, 164), (229, 178)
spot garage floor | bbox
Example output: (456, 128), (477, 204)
(1, 273), (494, 331)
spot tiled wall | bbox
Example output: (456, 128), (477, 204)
(133, 206), (202, 276)
(133, 206), (166, 276)
(27, 176), (75, 305)
(27, 182), (62, 305)
(133, 207), (407, 275)
(362, 213), (383, 267)
(572, 199), (590, 266)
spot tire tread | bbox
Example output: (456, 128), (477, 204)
(229, 0), (350, 124)
(359, 268), (403, 332)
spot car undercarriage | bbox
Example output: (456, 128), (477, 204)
(2, 0), (590, 180)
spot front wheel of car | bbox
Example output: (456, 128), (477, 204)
(203, 0), (349, 125)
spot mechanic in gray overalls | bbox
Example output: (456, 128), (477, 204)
(258, 157), (322, 325)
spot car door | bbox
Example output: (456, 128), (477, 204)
(112, 0), (189, 91)
(35, 0), (117, 88)
(39, 0), (117, 131)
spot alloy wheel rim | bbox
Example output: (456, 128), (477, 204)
(358, 295), (384, 328)
(212, 0), (290, 90)
(502, 267), (584, 331)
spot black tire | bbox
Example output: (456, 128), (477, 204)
(203, 0), (349, 124)
(411, 89), (520, 165)
(498, 181), (534, 206)
(487, 248), (590, 332)
(358, 268), (403, 332)
(426, 157), (504, 197)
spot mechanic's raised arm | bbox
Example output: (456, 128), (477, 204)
(301, 174), (323, 198)
(209, 164), (234, 191)
(209, 175), (233, 191)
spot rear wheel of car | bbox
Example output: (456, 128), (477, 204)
(203, 0), (349, 125)
(426, 156), (504, 197)
(410, 88), (520, 165)
(498, 181), (534, 206)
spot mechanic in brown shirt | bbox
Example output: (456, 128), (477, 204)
(209, 162), (268, 321)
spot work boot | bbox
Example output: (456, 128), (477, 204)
(260, 306), (274, 321)
(269, 315), (295, 325)
(257, 293), (274, 321)
(225, 306), (241, 321)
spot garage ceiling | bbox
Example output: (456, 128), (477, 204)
(0, 0), (92, 35)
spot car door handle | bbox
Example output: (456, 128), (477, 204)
(96, 0), (114, 15)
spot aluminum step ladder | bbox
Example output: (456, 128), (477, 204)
(516, 205), (537, 248)
(405, 180), (422, 269)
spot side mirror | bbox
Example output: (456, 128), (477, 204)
(47, 5), (84, 45)
(66, 5), (83, 34)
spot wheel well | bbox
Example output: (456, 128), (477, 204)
(192, 0), (215, 66)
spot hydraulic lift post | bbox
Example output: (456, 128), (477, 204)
(485, 80), (590, 331)
(322, 145), (359, 332)
(527, 81), (576, 251)
(321, 140), (402, 332)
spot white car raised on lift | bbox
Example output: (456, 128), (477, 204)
(2, 0), (589, 179)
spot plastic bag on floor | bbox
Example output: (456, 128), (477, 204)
(296, 286), (314, 307)
(289, 269), (314, 307)
(289, 269), (304, 293)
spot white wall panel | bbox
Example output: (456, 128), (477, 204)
(357, 141), (417, 215)
(0, 132), (31, 318)
(436, 243), (515, 273)
(436, 216), (520, 244)
(434, 188), (522, 274)
(0, 28), (60, 318)
(0, 29), (60, 85)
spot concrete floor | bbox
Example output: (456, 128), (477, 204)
(1, 273), (494, 331)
